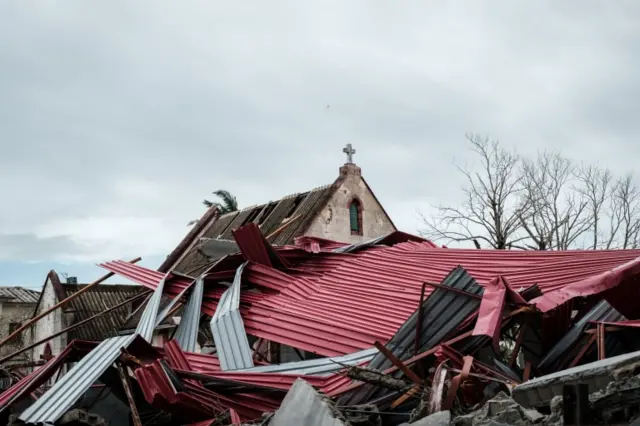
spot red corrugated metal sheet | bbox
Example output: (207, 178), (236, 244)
(472, 276), (508, 347)
(134, 361), (224, 422)
(534, 256), (640, 312)
(232, 224), (275, 267)
(101, 237), (640, 357)
(164, 340), (203, 388)
(0, 341), (97, 411)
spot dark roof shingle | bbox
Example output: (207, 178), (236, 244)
(61, 284), (144, 341)
(0, 286), (40, 304)
(167, 183), (337, 275)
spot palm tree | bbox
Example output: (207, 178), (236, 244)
(188, 189), (239, 226)
(203, 189), (238, 214)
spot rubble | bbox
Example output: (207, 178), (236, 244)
(400, 410), (450, 425)
(269, 379), (346, 426)
(4, 224), (640, 425)
(451, 392), (548, 426)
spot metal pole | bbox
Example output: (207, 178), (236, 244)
(0, 290), (150, 365)
(0, 257), (141, 349)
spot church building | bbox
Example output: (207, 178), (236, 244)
(159, 145), (397, 275)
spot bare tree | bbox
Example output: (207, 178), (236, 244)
(419, 134), (527, 249)
(519, 151), (591, 250)
(604, 173), (640, 249)
(576, 165), (613, 249)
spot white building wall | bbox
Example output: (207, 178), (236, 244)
(31, 277), (67, 362)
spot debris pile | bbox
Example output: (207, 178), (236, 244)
(3, 223), (640, 424)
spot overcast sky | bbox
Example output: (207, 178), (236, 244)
(1, 1), (639, 287)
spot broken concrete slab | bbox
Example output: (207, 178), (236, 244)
(513, 349), (640, 408)
(400, 410), (451, 425)
(270, 378), (346, 426)
(452, 391), (547, 426)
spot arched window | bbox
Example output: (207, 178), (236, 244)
(349, 199), (363, 235)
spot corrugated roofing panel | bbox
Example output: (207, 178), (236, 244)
(537, 300), (626, 372)
(174, 278), (204, 352)
(155, 284), (191, 327)
(137, 276), (167, 342)
(103, 237), (640, 359)
(237, 347), (378, 376)
(62, 284), (142, 341)
(211, 263), (254, 371)
(0, 286), (39, 304)
(338, 266), (484, 405)
(19, 334), (136, 424)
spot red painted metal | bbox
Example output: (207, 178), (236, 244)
(134, 360), (225, 422)
(100, 235), (640, 357)
(473, 276), (509, 347)
(164, 340), (203, 388)
(0, 340), (97, 411)
(533, 255), (640, 311)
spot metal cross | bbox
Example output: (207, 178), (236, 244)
(343, 143), (356, 163)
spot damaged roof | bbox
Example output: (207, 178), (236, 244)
(103, 228), (640, 359)
(60, 283), (145, 341)
(8, 223), (640, 425)
(162, 183), (338, 276)
(0, 286), (39, 304)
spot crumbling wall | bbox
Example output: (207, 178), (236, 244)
(0, 302), (34, 364)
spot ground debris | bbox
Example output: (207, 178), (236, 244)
(451, 391), (548, 426)
(345, 365), (413, 391)
(400, 410), (451, 425)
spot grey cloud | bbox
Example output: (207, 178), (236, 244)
(0, 234), (99, 262)
(1, 1), (640, 266)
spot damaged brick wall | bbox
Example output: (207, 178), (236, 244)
(0, 302), (35, 365)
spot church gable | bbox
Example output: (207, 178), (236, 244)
(304, 163), (396, 244)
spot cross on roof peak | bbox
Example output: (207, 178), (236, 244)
(343, 143), (356, 164)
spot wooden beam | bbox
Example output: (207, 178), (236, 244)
(265, 214), (302, 240)
(117, 363), (142, 426)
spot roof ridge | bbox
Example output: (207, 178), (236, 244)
(216, 183), (334, 219)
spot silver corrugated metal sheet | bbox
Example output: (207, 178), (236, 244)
(136, 276), (167, 342)
(19, 334), (136, 424)
(238, 347), (378, 376)
(155, 282), (191, 327)
(174, 278), (204, 352)
(0, 286), (39, 304)
(210, 262), (254, 371)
